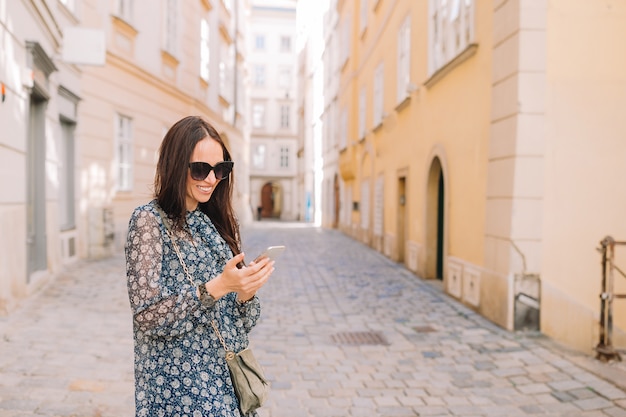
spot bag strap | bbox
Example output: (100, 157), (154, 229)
(155, 205), (233, 354)
(155, 205), (195, 288)
(211, 320), (235, 357)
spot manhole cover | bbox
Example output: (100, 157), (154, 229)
(330, 331), (388, 346)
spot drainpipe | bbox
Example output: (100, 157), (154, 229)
(509, 238), (541, 331)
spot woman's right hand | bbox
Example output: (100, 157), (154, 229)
(204, 253), (274, 301)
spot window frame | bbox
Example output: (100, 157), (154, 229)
(373, 62), (384, 128)
(255, 34), (265, 50)
(396, 15), (411, 103)
(428, 0), (475, 76)
(163, 0), (178, 56)
(280, 35), (292, 53)
(360, 0), (368, 35)
(115, 113), (133, 192)
(280, 104), (291, 129)
(254, 64), (266, 87)
(279, 145), (290, 169)
(116, 0), (134, 22)
(358, 87), (366, 139)
(277, 67), (292, 89)
(252, 103), (266, 128)
(251, 143), (266, 170)
(339, 107), (348, 150)
(200, 19), (210, 82)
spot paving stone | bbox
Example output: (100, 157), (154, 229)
(605, 407), (626, 417)
(0, 223), (625, 416)
(573, 397), (615, 411)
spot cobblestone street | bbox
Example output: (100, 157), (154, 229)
(1, 222), (625, 416)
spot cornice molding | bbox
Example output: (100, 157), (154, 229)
(425, 43), (479, 89)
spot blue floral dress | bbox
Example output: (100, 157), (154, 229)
(125, 200), (260, 417)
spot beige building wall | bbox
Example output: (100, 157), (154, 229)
(0, 0), (83, 313)
(540, 0), (626, 353)
(78, 0), (251, 258)
(330, 0), (626, 356)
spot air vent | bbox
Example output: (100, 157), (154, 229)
(330, 331), (388, 346)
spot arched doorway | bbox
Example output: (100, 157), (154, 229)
(397, 175), (407, 263)
(260, 182), (282, 219)
(425, 157), (445, 280)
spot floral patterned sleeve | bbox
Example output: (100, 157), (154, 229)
(234, 295), (261, 333)
(126, 207), (206, 339)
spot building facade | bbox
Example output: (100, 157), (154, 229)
(248, 0), (299, 221)
(326, 0), (626, 355)
(79, 0), (252, 257)
(0, 0), (252, 312)
(0, 0), (83, 313)
(296, 0), (326, 225)
(320, 0), (342, 229)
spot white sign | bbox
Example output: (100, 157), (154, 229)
(62, 27), (106, 66)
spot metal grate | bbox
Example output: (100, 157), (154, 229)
(413, 325), (437, 333)
(330, 331), (388, 346)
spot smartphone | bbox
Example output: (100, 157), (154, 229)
(253, 245), (286, 263)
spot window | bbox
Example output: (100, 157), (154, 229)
(280, 104), (290, 129)
(373, 62), (384, 127)
(397, 15), (411, 102)
(164, 0), (178, 55)
(252, 144), (266, 169)
(323, 49), (331, 88)
(252, 104), (265, 128)
(116, 0), (134, 22)
(60, 0), (76, 13)
(358, 87), (366, 139)
(279, 146), (290, 168)
(254, 65), (266, 87)
(278, 67), (291, 89)
(200, 19), (210, 81)
(115, 114), (133, 191)
(255, 35), (265, 50)
(429, 0), (475, 75)
(344, 186), (352, 226)
(280, 36), (292, 52)
(360, 180), (370, 230)
(339, 107), (347, 149)
(328, 109), (335, 150)
(219, 43), (234, 102)
(339, 14), (352, 68)
(360, 0), (368, 34)
(373, 176), (384, 237)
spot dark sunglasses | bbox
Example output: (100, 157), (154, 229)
(188, 161), (234, 181)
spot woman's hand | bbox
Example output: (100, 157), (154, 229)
(204, 253), (274, 301)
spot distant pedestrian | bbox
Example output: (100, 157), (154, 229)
(125, 115), (274, 416)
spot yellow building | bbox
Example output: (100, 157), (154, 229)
(329, 0), (626, 356)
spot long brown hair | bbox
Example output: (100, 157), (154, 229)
(154, 116), (240, 255)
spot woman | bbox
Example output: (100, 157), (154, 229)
(125, 115), (274, 416)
